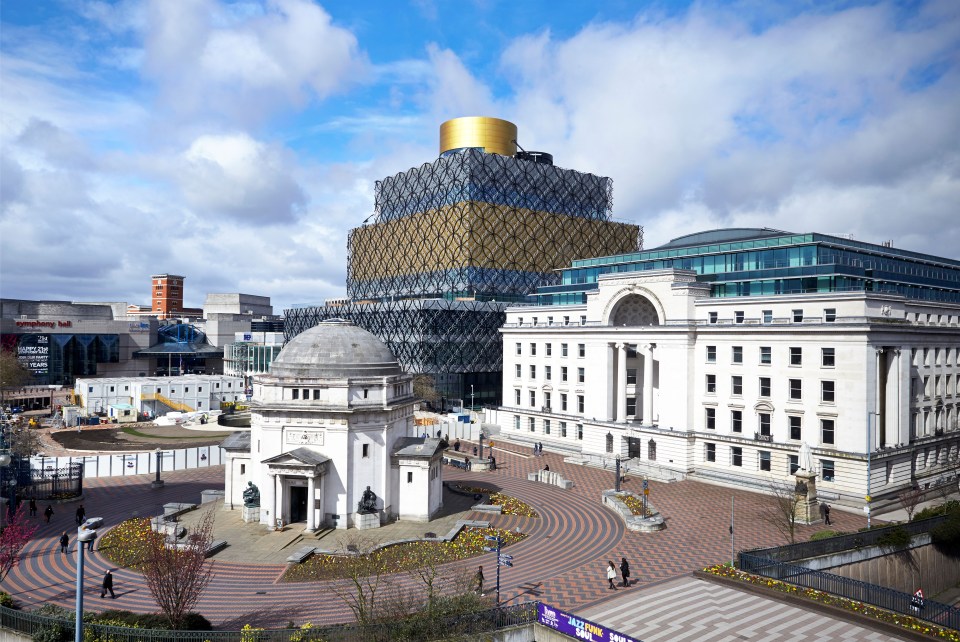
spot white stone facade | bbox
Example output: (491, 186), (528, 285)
(492, 269), (960, 508)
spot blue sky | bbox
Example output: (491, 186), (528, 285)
(1, 0), (958, 312)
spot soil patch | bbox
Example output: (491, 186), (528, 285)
(51, 423), (232, 452)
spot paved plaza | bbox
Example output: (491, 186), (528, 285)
(0, 436), (926, 639)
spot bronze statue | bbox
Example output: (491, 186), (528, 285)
(358, 486), (377, 514)
(242, 481), (260, 508)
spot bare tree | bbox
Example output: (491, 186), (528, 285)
(762, 481), (804, 544)
(0, 351), (32, 403)
(5, 427), (44, 459)
(327, 535), (390, 626)
(899, 486), (925, 521)
(412, 375), (440, 406)
(141, 509), (216, 629)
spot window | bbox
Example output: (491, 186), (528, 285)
(89, 386), (94, 393)
(529, 418), (535, 432)
(532, 317), (538, 326)
(821, 419), (835, 445)
(109, 385), (115, 392)
(789, 379), (802, 400)
(731, 410), (743, 433)
(514, 416), (521, 430)
(544, 391), (551, 409)
(580, 315), (587, 326)
(759, 377), (771, 397)
(789, 415), (802, 440)
(708, 311), (718, 324)
(545, 343), (552, 356)
(577, 367), (585, 383)
(790, 347), (802, 366)
(706, 346), (717, 363)
(362, 388), (368, 399)
(789, 455), (799, 474)
(732, 346), (743, 364)
(530, 365), (536, 379)
(705, 443), (716, 462)
(545, 365), (552, 381)
(544, 420), (551, 435)
(705, 407), (716, 429)
(706, 374), (717, 394)
(561, 343), (568, 357)
(821, 459), (835, 482)
(735, 311), (744, 324)
(530, 343), (537, 356)
(560, 421), (568, 438)
(577, 424), (583, 440)
(529, 391), (536, 407)
(732, 376), (743, 396)
(762, 309), (773, 324)
(515, 364), (521, 378)
(292, 389), (300, 400)
(578, 343), (585, 358)
(824, 308), (837, 323)
(759, 451), (771, 471)
(731, 447), (743, 467)
(626, 397), (636, 415)
(760, 347), (771, 364)
(313, 389), (320, 400)
(821, 348), (835, 367)
(606, 433), (614, 453)
(561, 367), (568, 382)
(561, 393), (568, 411)
(626, 369), (637, 385)
(514, 389), (521, 405)
(407, 471), (413, 483)
(793, 309), (804, 323)
(196, 386), (201, 392)
(821, 381), (836, 403)
(516, 342), (522, 356)
(362, 444), (369, 458)
(758, 413), (771, 436)
(577, 395), (585, 413)
(563, 316), (570, 326)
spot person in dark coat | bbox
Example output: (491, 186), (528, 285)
(59, 532), (69, 554)
(44, 505), (54, 523)
(475, 565), (484, 596)
(100, 570), (115, 598)
(76, 504), (85, 525)
(29, 498), (37, 517)
(620, 557), (631, 587)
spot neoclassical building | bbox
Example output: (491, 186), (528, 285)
(491, 229), (960, 509)
(223, 320), (443, 530)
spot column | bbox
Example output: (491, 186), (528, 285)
(264, 471), (276, 530)
(306, 475), (316, 532)
(618, 343), (628, 423)
(606, 343), (616, 421)
(273, 473), (281, 530)
(643, 344), (654, 424)
(875, 348), (886, 447)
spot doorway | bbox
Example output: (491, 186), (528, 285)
(289, 486), (307, 523)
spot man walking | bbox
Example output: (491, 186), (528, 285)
(76, 504), (85, 525)
(29, 498), (37, 517)
(59, 532), (69, 554)
(44, 505), (54, 523)
(100, 570), (115, 599)
(475, 565), (485, 596)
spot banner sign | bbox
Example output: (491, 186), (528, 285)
(16, 334), (50, 376)
(537, 603), (641, 642)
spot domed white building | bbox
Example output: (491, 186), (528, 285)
(222, 319), (444, 530)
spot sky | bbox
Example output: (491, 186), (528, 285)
(1, 0), (958, 313)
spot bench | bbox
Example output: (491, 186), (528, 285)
(286, 546), (316, 564)
(528, 469), (575, 490)
(205, 540), (228, 557)
(443, 457), (470, 470)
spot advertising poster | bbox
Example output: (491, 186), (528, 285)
(538, 603), (640, 642)
(16, 334), (50, 376)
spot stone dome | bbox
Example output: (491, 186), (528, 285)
(270, 319), (403, 378)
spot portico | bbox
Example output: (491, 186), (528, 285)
(261, 449), (329, 532)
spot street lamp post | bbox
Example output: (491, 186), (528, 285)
(152, 449), (164, 489)
(75, 528), (96, 642)
(470, 385), (475, 411)
(0, 452), (10, 532)
(614, 457), (621, 493)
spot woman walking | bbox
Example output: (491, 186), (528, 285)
(620, 557), (631, 587)
(606, 561), (618, 590)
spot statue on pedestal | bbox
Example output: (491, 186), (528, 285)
(242, 482), (260, 508)
(358, 486), (378, 514)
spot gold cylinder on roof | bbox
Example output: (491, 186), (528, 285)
(439, 117), (518, 156)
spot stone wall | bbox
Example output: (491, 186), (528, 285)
(828, 542), (960, 599)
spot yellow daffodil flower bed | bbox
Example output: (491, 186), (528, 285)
(619, 494), (653, 517)
(454, 484), (540, 518)
(702, 564), (960, 641)
(98, 518), (158, 570)
(282, 527), (525, 582)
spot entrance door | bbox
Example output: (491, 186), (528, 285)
(627, 437), (643, 459)
(289, 486), (307, 523)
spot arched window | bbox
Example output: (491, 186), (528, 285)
(611, 294), (660, 327)
(647, 439), (657, 461)
(605, 432), (614, 453)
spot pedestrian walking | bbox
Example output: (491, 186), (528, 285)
(59, 532), (69, 554)
(490, 455), (497, 470)
(606, 561), (618, 590)
(86, 530), (96, 552)
(620, 557), (631, 587)
(454, 439), (461, 452)
(538, 441), (543, 456)
(823, 502), (831, 525)
(44, 505), (54, 523)
(475, 565), (485, 596)
(29, 498), (37, 517)
(100, 570), (116, 599)
(76, 504), (85, 525)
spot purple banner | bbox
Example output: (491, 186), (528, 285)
(538, 603), (641, 642)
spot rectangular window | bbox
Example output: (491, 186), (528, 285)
(560, 421), (568, 438)
(709, 311), (718, 324)
(789, 455), (799, 475)
(544, 391), (551, 409)
(292, 389), (299, 400)
(759, 451), (771, 471)
(793, 309), (804, 323)
(759, 412), (771, 436)
(515, 364), (521, 378)
(561, 343), (568, 357)
(731, 410), (742, 433)
(732, 375), (743, 396)
(514, 416), (521, 430)
(529, 418), (535, 432)
(577, 367), (585, 383)
(407, 471), (413, 483)
(735, 311), (744, 324)
(530, 343), (537, 356)
(313, 389), (320, 400)
(561, 367), (568, 382)
(822, 381), (836, 403)
(760, 347), (772, 364)
(732, 346), (743, 364)
(577, 424), (583, 440)
(821, 460), (835, 482)
(545, 365), (552, 381)
(789, 415), (802, 440)
(705, 407), (716, 429)
(789, 379), (802, 400)
(732, 447), (743, 467)
(516, 342), (522, 356)
(821, 419), (835, 445)
(578, 343), (586, 358)
(515, 389), (521, 405)
(529, 391), (536, 407)
(362, 444), (369, 458)
(544, 419), (551, 435)
(821, 348), (835, 367)
(762, 309), (773, 324)
(626, 397), (636, 415)
(790, 347), (802, 366)
(706, 346), (717, 363)
(705, 443), (716, 462)
(706, 374), (717, 394)
(530, 365), (536, 379)
(759, 377), (771, 397)
(561, 393), (568, 411)
(580, 315), (587, 326)
(626, 369), (637, 385)
(196, 386), (201, 392)
(824, 308), (837, 323)
(545, 343), (552, 356)
(577, 395), (585, 413)
(109, 385), (115, 392)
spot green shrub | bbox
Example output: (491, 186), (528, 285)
(914, 499), (960, 521)
(0, 591), (18, 609)
(176, 612), (213, 631)
(931, 511), (960, 556)
(876, 526), (912, 549)
(809, 530), (847, 541)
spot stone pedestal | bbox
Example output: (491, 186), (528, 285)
(471, 458), (492, 472)
(151, 480), (165, 489)
(793, 471), (820, 525)
(355, 511), (381, 530)
(242, 506), (260, 524)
